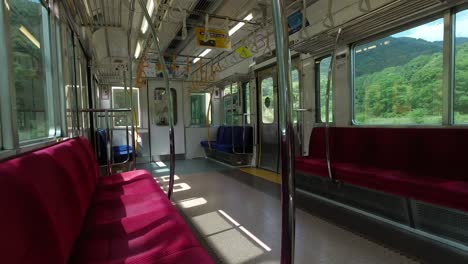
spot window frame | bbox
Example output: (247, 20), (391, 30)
(223, 82), (240, 125)
(452, 7), (468, 125)
(350, 14), (447, 126)
(314, 55), (333, 124)
(8, 0), (59, 145)
(152, 87), (178, 127)
(111, 87), (142, 128)
(260, 76), (276, 124)
(190, 92), (211, 127)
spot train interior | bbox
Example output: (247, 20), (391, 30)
(2, 0), (468, 263)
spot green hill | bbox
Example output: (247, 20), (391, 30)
(352, 39), (468, 124)
(318, 37), (468, 124)
(354, 37), (442, 77)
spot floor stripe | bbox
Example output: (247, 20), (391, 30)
(239, 167), (281, 184)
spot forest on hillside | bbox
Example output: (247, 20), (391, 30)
(320, 36), (468, 124)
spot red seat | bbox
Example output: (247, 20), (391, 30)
(296, 127), (468, 213)
(0, 137), (213, 264)
(98, 170), (154, 186)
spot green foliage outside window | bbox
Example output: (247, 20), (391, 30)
(191, 94), (207, 126)
(10, 0), (48, 141)
(112, 87), (140, 127)
(353, 18), (445, 124)
(454, 9), (468, 123)
(224, 83), (240, 125)
(317, 57), (334, 123)
(261, 78), (274, 124)
(242, 82), (251, 124)
(291, 69), (301, 123)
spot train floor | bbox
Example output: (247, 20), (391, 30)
(138, 159), (419, 264)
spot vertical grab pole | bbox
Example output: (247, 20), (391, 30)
(271, 0), (296, 263)
(325, 28), (342, 183)
(138, 0), (176, 199)
(128, 0), (137, 170)
(231, 82), (235, 153)
(105, 110), (112, 176)
(123, 69), (131, 163)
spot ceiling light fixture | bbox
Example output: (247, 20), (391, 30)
(19, 26), (40, 49)
(228, 13), (253, 36)
(193, 49), (212, 63)
(134, 41), (142, 59)
(141, 0), (155, 34)
(83, 0), (92, 17)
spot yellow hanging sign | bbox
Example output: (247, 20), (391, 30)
(236, 46), (252, 58)
(195, 27), (232, 51)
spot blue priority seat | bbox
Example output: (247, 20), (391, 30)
(200, 126), (253, 154)
(96, 129), (134, 165)
(112, 145), (134, 163)
(200, 126), (224, 150)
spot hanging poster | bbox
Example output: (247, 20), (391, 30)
(195, 27), (232, 51)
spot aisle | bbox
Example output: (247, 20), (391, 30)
(140, 159), (419, 264)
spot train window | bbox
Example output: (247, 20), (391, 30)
(10, 0), (50, 141)
(112, 87), (141, 127)
(454, 9), (468, 124)
(224, 83), (239, 125)
(353, 18), (444, 125)
(316, 56), (333, 123)
(291, 69), (300, 123)
(191, 93), (211, 126)
(242, 82), (251, 124)
(62, 27), (77, 137)
(261, 77), (275, 124)
(153, 88), (177, 126)
(77, 50), (89, 131)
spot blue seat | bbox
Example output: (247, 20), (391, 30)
(201, 126), (253, 154)
(96, 129), (134, 165)
(112, 145), (133, 163)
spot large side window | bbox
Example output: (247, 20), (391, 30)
(353, 18), (444, 125)
(316, 56), (333, 123)
(112, 87), (141, 127)
(223, 83), (239, 125)
(454, 9), (468, 124)
(190, 93), (211, 126)
(10, 0), (51, 141)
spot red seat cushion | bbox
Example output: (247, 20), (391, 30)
(99, 170), (153, 186)
(0, 138), (98, 263)
(94, 177), (164, 201)
(72, 179), (213, 264)
(0, 137), (213, 263)
(295, 157), (328, 178)
(298, 127), (468, 213)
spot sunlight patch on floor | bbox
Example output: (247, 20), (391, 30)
(178, 197), (207, 209)
(191, 210), (272, 264)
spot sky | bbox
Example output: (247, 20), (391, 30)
(392, 10), (468, 42)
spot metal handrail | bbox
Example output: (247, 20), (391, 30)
(82, 108), (132, 176)
(128, 0), (137, 171)
(80, 108), (132, 113)
(138, 0), (176, 200)
(271, 0), (296, 263)
(325, 28), (342, 184)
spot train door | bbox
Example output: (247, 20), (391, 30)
(149, 82), (186, 161)
(257, 61), (303, 172)
(257, 67), (279, 172)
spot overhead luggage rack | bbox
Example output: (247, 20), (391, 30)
(291, 0), (463, 55)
